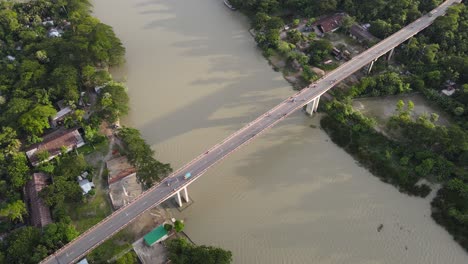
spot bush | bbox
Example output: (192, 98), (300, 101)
(174, 220), (184, 232)
(164, 223), (173, 232)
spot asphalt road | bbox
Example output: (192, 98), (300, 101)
(41, 1), (461, 263)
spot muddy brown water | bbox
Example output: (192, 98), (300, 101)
(93, 0), (467, 263)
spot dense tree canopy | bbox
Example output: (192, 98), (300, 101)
(118, 127), (172, 188)
(0, 1), (126, 262)
(166, 238), (233, 264)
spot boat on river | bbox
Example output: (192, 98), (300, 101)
(223, 0), (236, 10)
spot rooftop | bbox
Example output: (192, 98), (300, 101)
(25, 128), (85, 166)
(314, 13), (346, 33)
(78, 179), (95, 194)
(106, 156), (137, 185)
(51, 106), (72, 122)
(25, 173), (53, 228)
(144, 225), (168, 246)
(349, 24), (379, 43)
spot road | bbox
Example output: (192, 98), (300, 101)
(41, 1), (461, 263)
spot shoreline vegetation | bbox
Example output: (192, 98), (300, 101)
(0, 0), (232, 263)
(229, 0), (468, 252)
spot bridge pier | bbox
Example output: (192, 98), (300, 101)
(176, 190), (183, 207)
(367, 59), (377, 74)
(183, 187), (189, 203)
(174, 187), (190, 207)
(387, 48), (395, 61)
(306, 96), (320, 115)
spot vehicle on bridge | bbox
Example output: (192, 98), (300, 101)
(429, 9), (438, 17)
(184, 172), (192, 180)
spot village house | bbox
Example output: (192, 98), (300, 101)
(313, 13), (346, 35)
(48, 28), (63, 38)
(25, 128), (85, 166)
(25, 173), (53, 228)
(50, 106), (72, 127)
(441, 80), (457, 96)
(349, 24), (379, 44)
(77, 171), (95, 195)
(106, 156), (142, 209)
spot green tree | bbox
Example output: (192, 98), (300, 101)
(19, 104), (57, 138)
(369, 19), (393, 38)
(50, 65), (80, 102)
(0, 200), (27, 222)
(286, 29), (303, 44)
(116, 251), (138, 264)
(167, 238), (233, 264)
(342, 15), (356, 31)
(164, 223), (173, 232)
(118, 127), (172, 187)
(41, 222), (79, 250)
(454, 106), (464, 116)
(7, 153), (30, 188)
(97, 82), (129, 122)
(5, 227), (41, 264)
(174, 220), (184, 232)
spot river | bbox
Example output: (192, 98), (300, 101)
(93, 0), (467, 263)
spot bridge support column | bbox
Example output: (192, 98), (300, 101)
(176, 191), (183, 207)
(367, 59), (376, 74)
(306, 96), (320, 116)
(183, 187), (189, 202)
(387, 48), (395, 61)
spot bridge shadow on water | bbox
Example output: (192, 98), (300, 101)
(126, 0), (292, 149)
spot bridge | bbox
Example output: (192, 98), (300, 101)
(41, 1), (461, 263)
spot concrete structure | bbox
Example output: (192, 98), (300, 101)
(107, 156), (142, 209)
(306, 96), (321, 115)
(25, 173), (53, 228)
(106, 156), (137, 185)
(40, 1), (462, 263)
(143, 225), (169, 246)
(109, 173), (143, 210)
(25, 128), (85, 167)
(133, 238), (167, 264)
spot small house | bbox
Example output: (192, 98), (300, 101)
(144, 225), (169, 246)
(349, 24), (379, 44)
(25, 173), (53, 228)
(78, 178), (95, 195)
(313, 13), (346, 34)
(25, 128), (85, 166)
(50, 106), (72, 127)
(48, 28), (62, 38)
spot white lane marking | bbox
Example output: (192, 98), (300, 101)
(89, 236), (95, 241)
(142, 201), (148, 205)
